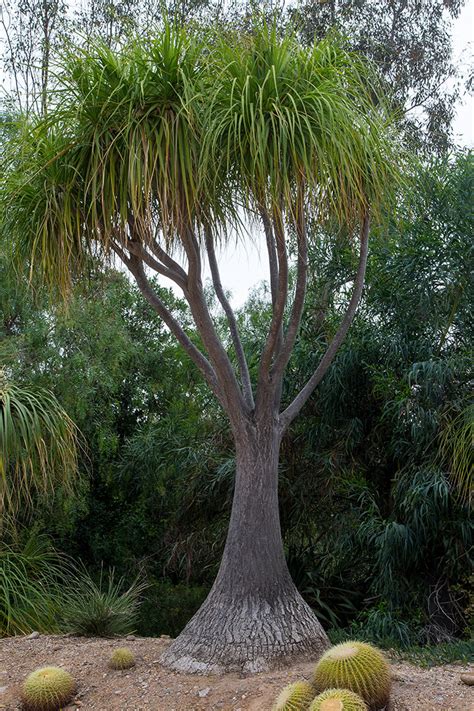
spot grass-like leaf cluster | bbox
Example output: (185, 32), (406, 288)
(0, 21), (401, 298)
(0, 536), (66, 636)
(0, 536), (146, 638)
(60, 566), (148, 637)
(0, 377), (79, 522)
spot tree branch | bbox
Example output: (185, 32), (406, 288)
(127, 241), (187, 289)
(204, 230), (255, 410)
(271, 194), (309, 383)
(113, 245), (224, 405)
(279, 213), (370, 433)
(261, 208), (279, 308)
(178, 227), (251, 420)
(149, 237), (188, 283)
(256, 207), (289, 416)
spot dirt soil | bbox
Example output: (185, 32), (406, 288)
(0, 634), (472, 710)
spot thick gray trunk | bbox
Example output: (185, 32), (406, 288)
(160, 424), (329, 674)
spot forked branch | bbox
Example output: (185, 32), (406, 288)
(279, 213), (370, 432)
(256, 208), (289, 414)
(127, 241), (187, 289)
(112, 246), (223, 406)
(271, 196), (309, 383)
(177, 227), (251, 419)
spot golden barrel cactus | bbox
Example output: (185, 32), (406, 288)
(309, 687), (368, 711)
(273, 680), (315, 710)
(21, 666), (76, 711)
(313, 641), (391, 710)
(109, 647), (136, 670)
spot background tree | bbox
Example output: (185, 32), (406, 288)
(0, 0), (67, 115)
(291, 0), (467, 152)
(1, 24), (399, 671)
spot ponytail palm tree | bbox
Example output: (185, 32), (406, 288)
(1, 23), (400, 672)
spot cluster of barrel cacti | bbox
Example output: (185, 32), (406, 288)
(21, 647), (137, 710)
(273, 640), (391, 711)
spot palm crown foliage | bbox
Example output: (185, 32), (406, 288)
(205, 27), (397, 221)
(1, 21), (399, 298)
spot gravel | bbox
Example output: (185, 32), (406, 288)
(0, 634), (472, 710)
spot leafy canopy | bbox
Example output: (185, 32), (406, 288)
(1, 21), (399, 297)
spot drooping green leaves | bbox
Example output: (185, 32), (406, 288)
(0, 376), (80, 523)
(0, 21), (400, 297)
(203, 25), (400, 224)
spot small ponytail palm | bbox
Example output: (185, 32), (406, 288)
(0, 375), (79, 523)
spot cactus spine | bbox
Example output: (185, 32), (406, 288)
(109, 647), (136, 670)
(309, 688), (368, 711)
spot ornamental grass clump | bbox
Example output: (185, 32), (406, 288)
(21, 666), (76, 711)
(60, 566), (147, 637)
(313, 641), (391, 710)
(272, 680), (315, 710)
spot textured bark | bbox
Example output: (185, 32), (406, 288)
(160, 424), (330, 674)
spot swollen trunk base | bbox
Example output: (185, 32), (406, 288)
(160, 428), (329, 673)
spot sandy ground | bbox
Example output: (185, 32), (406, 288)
(0, 634), (472, 710)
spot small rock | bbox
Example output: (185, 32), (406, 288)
(0, 687), (7, 694)
(160, 634), (171, 639)
(198, 687), (211, 698)
(461, 673), (474, 686)
(126, 634), (136, 640)
(27, 631), (40, 639)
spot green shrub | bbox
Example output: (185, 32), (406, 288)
(327, 601), (423, 650)
(60, 566), (147, 636)
(393, 640), (474, 668)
